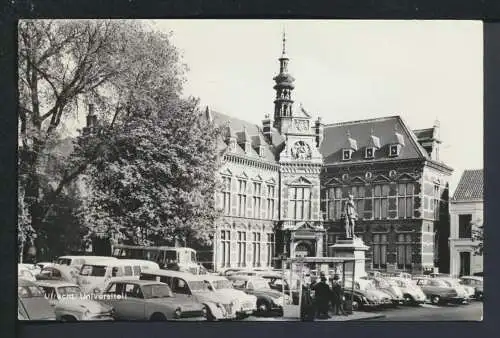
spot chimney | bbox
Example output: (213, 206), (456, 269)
(262, 114), (273, 144)
(314, 117), (324, 148)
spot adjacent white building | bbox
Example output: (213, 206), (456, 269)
(449, 169), (483, 277)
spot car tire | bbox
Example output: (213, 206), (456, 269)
(150, 313), (167, 321)
(61, 315), (77, 322)
(431, 295), (441, 305)
(257, 300), (271, 314)
(404, 295), (416, 306)
(203, 305), (216, 321)
(351, 301), (359, 311)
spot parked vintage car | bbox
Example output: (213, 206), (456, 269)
(101, 279), (206, 321)
(203, 275), (257, 318)
(459, 276), (483, 300)
(362, 276), (405, 305)
(36, 280), (114, 321)
(77, 259), (159, 294)
(219, 268), (244, 277)
(227, 275), (291, 316)
(18, 265), (36, 282)
(387, 278), (426, 305)
(258, 272), (300, 305)
(343, 278), (393, 310)
(439, 278), (474, 303)
(18, 278), (56, 320)
(56, 256), (119, 271)
(35, 264), (79, 283)
(140, 269), (237, 321)
(413, 277), (464, 305)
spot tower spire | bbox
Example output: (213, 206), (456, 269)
(282, 29), (287, 57)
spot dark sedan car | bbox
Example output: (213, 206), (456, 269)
(259, 272), (300, 305)
(227, 275), (291, 316)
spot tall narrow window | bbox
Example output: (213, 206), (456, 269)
(326, 187), (343, 220)
(290, 187), (312, 220)
(373, 185), (389, 219)
(352, 186), (365, 220)
(237, 179), (247, 217)
(222, 176), (232, 216)
(266, 233), (275, 267)
(396, 234), (413, 270)
(458, 214), (473, 238)
(252, 232), (261, 267)
(433, 185), (440, 220)
(220, 230), (231, 267)
(372, 234), (387, 269)
(237, 231), (246, 267)
(266, 185), (276, 220)
(397, 183), (414, 218)
(252, 182), (262, 218)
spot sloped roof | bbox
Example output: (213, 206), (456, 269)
(413, 128), (435, 141)
(320, 116), (428, 164)
(211, 111), (283, 163)
(452, 169), (483, 201)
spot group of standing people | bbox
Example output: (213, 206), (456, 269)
(300, 273), (349, 321)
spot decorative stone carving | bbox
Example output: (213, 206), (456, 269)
(294, 119), (309, 132)
(291, 140), (312, 160)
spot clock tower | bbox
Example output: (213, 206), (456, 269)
(272, 32), (326, 262)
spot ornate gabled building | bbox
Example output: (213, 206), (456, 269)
(208, 34), (453, 274)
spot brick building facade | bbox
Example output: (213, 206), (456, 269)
(208, 34), (453, 274)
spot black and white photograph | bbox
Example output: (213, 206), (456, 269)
(17, 19), (483, 322)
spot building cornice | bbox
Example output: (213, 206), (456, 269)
(424, 159), (454, 174)
(323, 158), (425, 169)
(223, 153), (280, 171)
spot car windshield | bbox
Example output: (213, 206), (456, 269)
(251, 280), (271, 290)
(57, 286), (83, 297)
(18, 285), (44, 298)
(431, 280), (448, 287)
(188, 281), (210, 292)
(57, 258), (72, 265)
(377, 279), (390, 288)
(79, 265), (107, 277)
(142, 284), (173, 299)
(213, 279), (233, 290)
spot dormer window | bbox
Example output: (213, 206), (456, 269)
(342, 130), (358, 161)
(343, 149), (352, 161)
(366, 131), (380, 159)
(365, 147), (375, 159)
(389, 144), (401, 157)
(229, 139), (237, 152)
(389, 129), (405, 157)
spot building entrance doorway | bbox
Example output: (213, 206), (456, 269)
(459, 251), (471, 276)
(294, 242), (314, 258)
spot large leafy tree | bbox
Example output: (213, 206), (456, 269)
(18, 20), (189, 260)
(78, 99), (223, 247)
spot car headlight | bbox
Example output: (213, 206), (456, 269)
(174, 308), (182, 319)
(202, 306), (208, 317)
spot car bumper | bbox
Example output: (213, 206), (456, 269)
(172, 317), (207, 321)
(445, 297), (465, 304)
(84, 315), (114, 321)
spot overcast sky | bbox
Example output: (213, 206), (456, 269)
(149, 19), (482, 193)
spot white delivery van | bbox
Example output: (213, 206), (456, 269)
(77, 259), (159, 294)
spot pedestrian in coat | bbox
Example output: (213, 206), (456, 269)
(313, 274), (331, 319)
(331, 275), (348, 316)
(300, 284), (315, 321)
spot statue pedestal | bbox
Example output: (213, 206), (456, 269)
(329, 237), (369, 279)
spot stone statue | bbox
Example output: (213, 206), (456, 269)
(291, 141), (312, 160)
(343, 194), (358, 239)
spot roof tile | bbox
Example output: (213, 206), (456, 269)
(452, 169), (483, 201)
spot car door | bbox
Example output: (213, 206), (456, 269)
(102, 282), (128, 319)
(415, 279), (430, 296)
(39, 286), (58, 308)
(120, 283), (146, 320)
